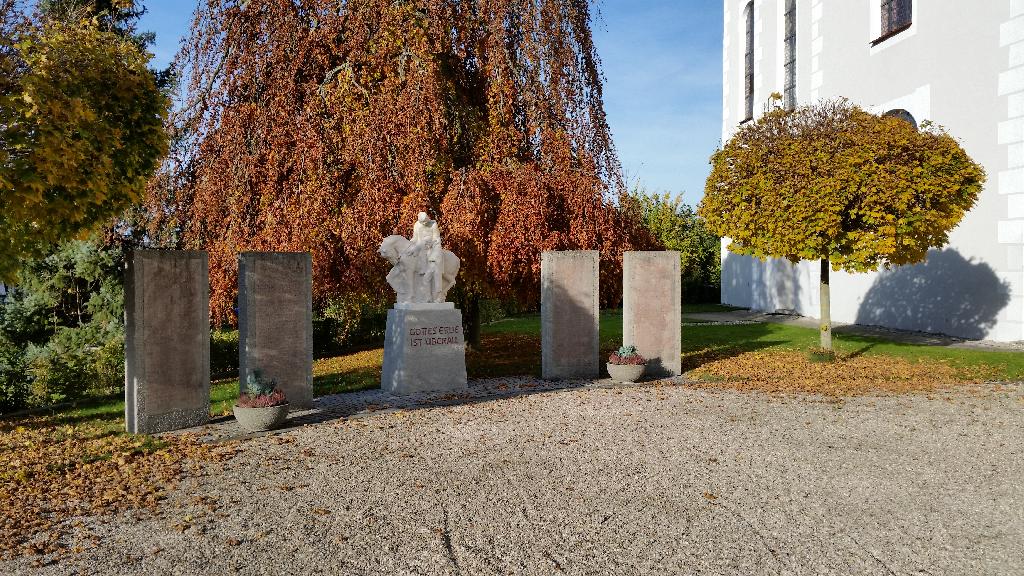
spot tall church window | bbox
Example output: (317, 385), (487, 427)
(744, 1), (754, 121)
(784, 0), (796, 110)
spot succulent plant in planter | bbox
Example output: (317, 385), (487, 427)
(607, 345), (647, 383)
(233, 369), (290, 432)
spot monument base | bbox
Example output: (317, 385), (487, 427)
(381, 306), (468, 395)
(395, 302), (455, 310)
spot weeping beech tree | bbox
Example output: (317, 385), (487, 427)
(152, 0), (653, 340)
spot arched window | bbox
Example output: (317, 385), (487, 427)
(743, 1), (754, 121)
(783, 0), (796, 110)
(883, 109), (918, 130)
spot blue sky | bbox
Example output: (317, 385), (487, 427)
(140, 1), (722, 207)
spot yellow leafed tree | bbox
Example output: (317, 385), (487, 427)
(0, 3), (168, 281)
(699, 98), (985, 351)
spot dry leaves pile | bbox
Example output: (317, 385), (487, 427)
(687, 350), (998, 396)
(0, 418), (235, 562)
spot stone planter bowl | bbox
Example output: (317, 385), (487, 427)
(233, 403), (289, 432)
(607, 362), (645, 383)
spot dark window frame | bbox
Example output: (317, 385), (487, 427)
(783, 0), (796, 110)
(743, 1), (754, 121)
(872, 0), (912, 46)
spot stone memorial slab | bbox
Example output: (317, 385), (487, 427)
(238, 252), (313, 410)
(541, 251), (600, 379)
(125, 251), (210, 434)
(624, 251), (681, 378)
(381, 304), (468, 394)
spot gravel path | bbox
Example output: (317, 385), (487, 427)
(5, 383), (1023, 575)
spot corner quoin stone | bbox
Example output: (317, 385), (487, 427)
(381, 305), (468, 394)
(541, 251), (600, 379)
(238, 252), (314, 410)
(125, 250), (210, 434)
(623, 251), (681, 378)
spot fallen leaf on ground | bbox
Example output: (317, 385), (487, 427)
(0, 417), (234, 562)
(687, 350), (999, 396)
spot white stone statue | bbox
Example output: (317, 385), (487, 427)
(378, 213), (461, 304)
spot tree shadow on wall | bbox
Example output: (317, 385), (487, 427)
(855, 249), (1011, 340)
(721, 252), (804, 313)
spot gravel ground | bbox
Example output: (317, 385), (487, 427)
(5, 382), (1023, 575)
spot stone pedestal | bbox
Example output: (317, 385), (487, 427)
(125, 250), (210, 434)
(381, 303), (468, 394)
(541, 251), (600, 379)
(238, 252), (313, 409)
(624, 251), (681, 378)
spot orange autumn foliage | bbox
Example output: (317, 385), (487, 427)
(151, 0), (654, 324)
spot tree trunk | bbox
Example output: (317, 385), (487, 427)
(819, 258), (832, 351)
(463, 293), (482, 350)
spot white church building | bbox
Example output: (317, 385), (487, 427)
(720, 0), (1024, 341)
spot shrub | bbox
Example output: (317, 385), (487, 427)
(479, 299), (507, 325)
(0, 237), (126, 411)
(314, 293), (389, 357)
(210, 329), (239, 379)
(23, 324), (123, 405)
(26, 338), (95, 406)
(92, 337), (125, 394)
(0, 334), (29, 413)
(628, 190), (721, 303)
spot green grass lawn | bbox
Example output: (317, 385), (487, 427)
(18, 379), (243, 435)
(8, 305), (1023, 433)
(676, 321), (1024, 378)
(484, 307), (1024, 379)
